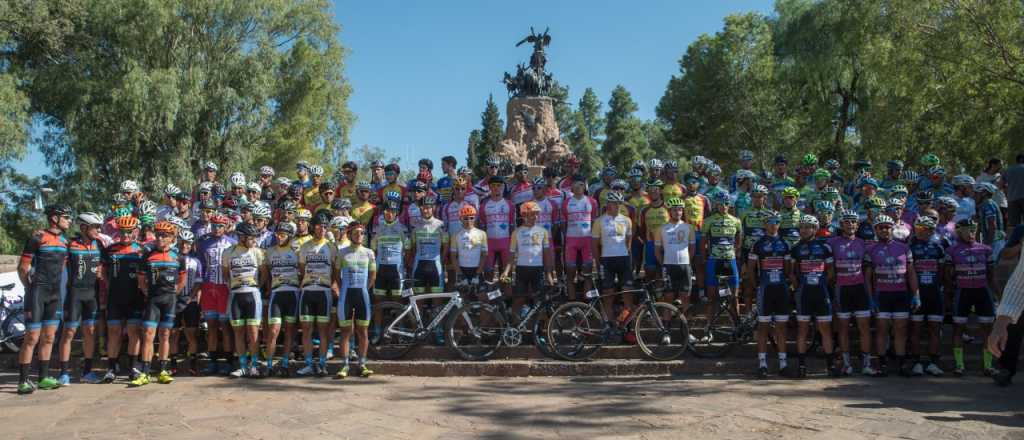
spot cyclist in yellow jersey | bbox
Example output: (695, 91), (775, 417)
(296, 212), (338, 377)
(592, 192), (634, 319)
(641, 180), (671, 282)
(351, 182), (376, 227)
(683, 172), (711, 290)
(292, 208), (313, 251)
(264, 222), (300, 377)
(221, 223), (267, 378)
(661, 160), (684, 200)
(703, 192), (742, 318)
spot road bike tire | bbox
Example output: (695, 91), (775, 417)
(369, 301), (419, 360)
(685, 301), (739, 358)
(634, 302), (689, 361)
(446, 301), (504, 361)
(545, 301), (604, 361)
(530, 302), (559, 360)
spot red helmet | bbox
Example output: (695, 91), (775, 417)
(211, 214), (231, 225)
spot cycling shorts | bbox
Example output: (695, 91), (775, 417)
(662, 264), (692, 294)
(338, 288), (371, 327)
(300, 287), (332, 324)
(174, 301), (201, 328)
(25, 283), (62, 330)
(599, 256), (633, 291)
(834, 284), (871, 319)
(564, 237), (593, 268)
(200, 282), (229, 321)
(639, 241), (654, 270)
(795, 284), (832, 322)
(704, 258), (739, 290)
(953, 287), (995, 324)
(413, 260), (443, 293)
(374, 264), (402, 297)
(757, 283), (791, 323)
(143, 294), (177, 329)
(107, 301), (143, 328)
(876, 291), (911, 320)
(228, 288), (263, 327)
(693, 231), (703, 258)
(63, 289), (98, 328)
(485, 238), (511, 271)
(268, 287), (300, 325)
(912, 285), (944, 323)
(515, 266), (544, 297)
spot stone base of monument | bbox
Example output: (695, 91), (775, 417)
(495, 96), (571, 167)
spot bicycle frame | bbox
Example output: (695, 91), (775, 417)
(383, 291), (463, 339)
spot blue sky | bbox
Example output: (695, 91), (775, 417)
(16, 0), (775, 176)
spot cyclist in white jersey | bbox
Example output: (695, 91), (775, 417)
(561, 175), (598, 300)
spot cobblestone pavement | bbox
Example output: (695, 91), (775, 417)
(1, 371), (1022, 440)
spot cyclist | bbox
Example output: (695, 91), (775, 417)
(377, 163), (407, 203)
(562, 175), (598, 300)
(157, 184), (181, 221)
(221, 223), (267, 378)
(591, 166), (617, 204)
(703, 192), (742, 316)
(351, 182), (376, 227)
(16, 205), (71, 394)
(788, 215), (837, 378)
(974, 182), (1003, 246)
(661, 161), (684, 200)
(935, 196), (959, 244)
(814, 200), (837, 238)
(768, 156), (795, 209)
(641, 180), (670, 283)
(647, 158), (664, 183)
(884, 198), (911, 242)
(450, 204), (489, 283)
(864, 214), (920, 376)
(828, 209), (875, 376)
(732, 170), (756, 219)
(950, 175), (977, 222)
(411, 195), (448, 342)
(171, 229), (203, 376)
(505, 201), (555, 318)
(257, 166), (276, 202)
(729, 150), (756, 193)
(748, 211), (790, 378)
(295, 213), (338, 377)
(475, 157), (504, 199)
(264, 222), (299, 377)
(654, 197), (695, 310)
(856, 197), (886, 244)
(592, 192), (634, 323)
(197, 212), (239, 375)
(908, 215), (948, 376)
(435, 156), (458, 204)
(335, 223), (376, 378)
(131, 221), (186, 386)
(480, 176), (515, 279)
(370, 200), (410, 336)
(777, 187), (802, 248)
(683, 172), (710, 291)
(336, 161), (359, 204)
(100, 214), (146, 384)
(57, 212), (104, 385)
(946, 218), (996, 376)
(509, 163), (534, 208)
(252, 204), (274, 248)
(292, 208), (313, 249)
(557, 155), (582, 192)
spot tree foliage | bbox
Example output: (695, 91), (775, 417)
(602, 85), (650, 171)
(468, 94), (504, 175)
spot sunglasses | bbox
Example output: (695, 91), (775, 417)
(462, 216), (476, 221)
(118, 228), (135, 233)
(155, 232), (174, 238)
(211, 224), (226, 229)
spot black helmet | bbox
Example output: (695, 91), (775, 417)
(235, 222), (260, 237)
(331, 198), (352, 210)
(312, 210), (332, 226)
(46, 204), (72, 217)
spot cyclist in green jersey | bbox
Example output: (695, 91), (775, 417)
(703, 192), (743, 318)
(335, 223), (377, 378)
(264, 222), (300, 377)
(778, 187), (803, 248)
(740, 185), (772, 313)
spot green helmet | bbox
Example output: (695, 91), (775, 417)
(812, 168), (830, 179)
(646, 179), (664, 189)
(802, 153), (818, 166)
(865, 196), (887, 210)
(920, 153), (940, 167)
(782, 187), (800, 199)
(113, 207), (133, 218)
(665, 197), (684, 208)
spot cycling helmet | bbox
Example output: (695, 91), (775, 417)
(735, 169), (757, 181)
(411, 181), (429, 192)
(774, 154), (788, 165)
(665, 197), (684, 208)
(252, 205), (272, 219)
(782, 187), (800, 198)
(77, 212), (103, 225)
(174, 191), (191, 201)
(121, 180), (139, 193)
(821, 186), (840, 201)
(370, 159), (385, 168)
(203, 161), (219, 172)
(281, 200), (298, 213)
(139, 214), (156, 226)
(356, 181), (371, 191)
(154, 221), (177, 235)
(229, 172), (246, 188)
(937, 196), (958, 211)
(112, 192), (129, 205)
(887, 160), (905, 170)
(920, 153), (940, 167)
(166, 215), (188, 230)
(309, 165), (324, 177)
(486, 156), (501, 167)
(276, 222), (296, 235)
(385, 191), (401, 202)
(383, 200), (401, 211)
(860, 177), (879, 189)
(707, 163), (722, 177)
(646, 179), (664, 189)
(951, 174), (975, 187)
(138, 200), (158, 216)
(245, 182), (261, 193)
(801, 153), (818, 166)
(296, 160), (311, 171)
(765, 211), (782, 223)
(295, 208), (312, 221)
(900, 170), (919, 184)
(520, 201), (540, 215)
(914, 215), (937, 229)
(210, 214), (231, 225)
(690, 156), (705, 169)
(115, 215), (140, 229)
(799, 214), (819, 227)
(532, 177), (546, 189)
(648, 158), (664, 170)
(329, 216), (351, 231)
(865, 196), (887, 210)
(179, 229), (195, 243)
(459, 204), (477, 218)
(664, 160), (679, 171)
(610, 179), (628, 191)
(311, 211), (331, 226)
(384, 163), (401, 174)
(751, 184), (769, 194)
(601, 165), (618, 177)
(331, 198), (352, 210)
(604, 191), (625, 203)
(928, 165), (946, 176)
(259, 166), (275, 176)
(974, 182), (997, 195)
(235, 222), (260, 237)
(956, 218), (977, 229)
(113, 207), (133, 218)
(813, 168), (830, 180)
(628, 167), (644, 179)
(420, 195), (437, 206)
(682, 172), (700, 183)
(915, 191), (934, 202)
(713, 191), (733, 206)
(319, 181), (336, 193)
(824, 159), (840, 170)
(854, 159), (873, 169)
(198, 181), (214, 192)
(885, 198), (905, 209)
(631, 160), (646, 172)
(814, 200), (835, 213)
(840, 209), (860, 222)
(274, 177), (290, 187)
(163, 184), (181, 197)
(889, 185), (909, 197)
(738, 150), (754, 161)
(873, 215), (895, 227)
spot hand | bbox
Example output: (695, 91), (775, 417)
(910, 295), (921, 312)
(988, 316), (1013, 358)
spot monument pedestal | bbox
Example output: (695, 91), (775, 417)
(495, 96), (571, 168)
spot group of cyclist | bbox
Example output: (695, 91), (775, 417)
(14, 150), (1012, 393)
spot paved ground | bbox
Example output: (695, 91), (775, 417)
(1, 372), (1022, 440)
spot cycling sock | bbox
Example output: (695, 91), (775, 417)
(267, 357), (274, 369)
(842, 352), (851, 367)
(862, 354), (872, 369)
(60, 361), (69, 376)
(281, 357), (290, 368)
(39, 360), (50, 379)
(19, 363), (29, 383)
(758, 353), (767, 368)
(304, 353), (313, 366)
(319, 354), (327, 366)
(953, 347), (965, 368)
(983, 350), (994, 370)
(140, 361), (150, 375)
(159, 360), (168, 372)
(107, 357), (117, 371)
(239, 354), (248, 369)
(360, 356), (368, 367)
(83, 358), (93, 374)
(128, 355), (138, 371)
(778, 352), (787, 369)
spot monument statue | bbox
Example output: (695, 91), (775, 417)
(494, 28), (571, 168)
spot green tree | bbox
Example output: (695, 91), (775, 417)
(602, 85), (649, 171)
(466, 129), (482, 171)
(3, 0), (352, 202)
(547, 80), (574, 138)
(471, 94), (504, 175)
(568, 88), (604, 177)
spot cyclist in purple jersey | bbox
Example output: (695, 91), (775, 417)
(828, 209), (875, 376)
(788, 215), (837, 378)
(864, 215), (920, 377)
(195, 217), (238, 375)
(946, 218), (996, 376)
(907, 215), (948, 377)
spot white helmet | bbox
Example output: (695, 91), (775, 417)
(259, 165), (275, 177)
(252, 204), (272, 219)
(309, 165), (325, 177)
(229, 172), (246, 188)
(198, 181), (214, 192)
(139, 200), (158, 216)
(951, 174), (975, 187)
(163, 184), (181, 197)
(178, 229), (195, 243)
(330, 216), (351, 230)
(121, 180), (139, 193)
(77, 212), (104, 226)
(246, 182), (261, 193)
(166, 215), (189, 230)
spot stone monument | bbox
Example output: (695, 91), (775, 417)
(496, 27), (571, 167)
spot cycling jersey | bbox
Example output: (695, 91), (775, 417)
(302, 187), (322, 211)
(412, 217), (446, 261)
(592, 213), (631, 257)
(661, 182), (684, 200)
(791, 239), (833, 287)
(947, 241), (992, 289)
(953, 195), (976, 223)
(740, 209), (771, 252)
(452, 228), (488, 268)
(351, 201), (376, 226)
(337, 245), (376, 290)
(509, 181), (534, 206)
(855, 220), (877, 244)
(627, 193), (650, 214)
(511, 225), (550, 267)
(224, 244), (264, 289)
(533, 198), (560, 234)
(139, 248), (185, 297)
(827, 236), (867, 286)
(545, 186), (568, 208)
(196, 234), (237, 285)
(291, 234), (313, 252)
(866, 240), (912, 292)
(371, 219), (410, 270)
(480, 198), (515, 240)
(375, 182), (407, 204)
(733, 190), (752, 218)
(562, 195), (598, 238)
(978, 199), (1004, 242)
(102, 241), (144, 305)
(655, 221), (694, 265)
(435, 175), (455, 203)
(682, 194), (709, 231)
(402, 202), (428, 231)
(298, 238), (335, 288)
(640, 203), (670, 241)
(777, 208), (802, 248)
(703, 213), (741, 260)
(267, 244), (300, 289)
(441, 197), (480, 238)
(21, 230), (68, 292)
(909, 236), (946, 288)
(67, 235), (101, 295)
(749, 235), (789, 285)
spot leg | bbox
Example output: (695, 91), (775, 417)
(876, 318), (891, 374)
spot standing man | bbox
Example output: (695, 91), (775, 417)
(196, 214), (238, 375)
(16, 205), (71, 394)
(864, 215), (919, 376)
(57, 212), (105, 385)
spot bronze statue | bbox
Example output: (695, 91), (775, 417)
(503, 27), (555, 98)
(516, 27), (551, 71)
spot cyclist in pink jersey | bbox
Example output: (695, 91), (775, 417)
(946, 218), (996, 376)
(864, 214), (920, 377)
(509, 164), (534, 208)
(828, 210), (875, 376)
(479, 176), (515, 278)
(557, 155), (582, 192)
(561, 175), (598, 300)
(531, 178), (561, 235)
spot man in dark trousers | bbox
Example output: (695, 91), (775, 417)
(987, 224), (1024, 385)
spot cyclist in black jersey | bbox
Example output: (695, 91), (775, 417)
(16, 205), (72, 394)
(57, 213), (105, 385)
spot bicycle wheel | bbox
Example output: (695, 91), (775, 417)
(634, 302), (689, 361)
(446, 302), (504, 361)
(685, 301), (739, 358)
(1, 310), (25, 353)
(530, 302), (560, 360)
(546, 301), (604, 361)
(370, 301), (419, 360)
